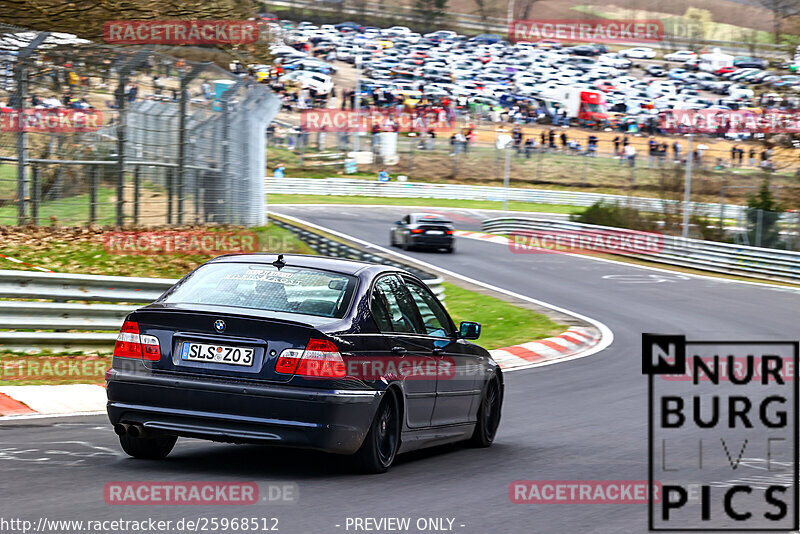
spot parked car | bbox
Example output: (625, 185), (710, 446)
(618, 47), (656, 59)
(664, 50), (697, 62)
(107, 254), (503, 473)
(733, 56), (768, 69)
(565, 45), (599, 56)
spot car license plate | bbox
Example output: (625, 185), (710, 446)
(181, 342), (255, 367)
(426, 230), (444, 235)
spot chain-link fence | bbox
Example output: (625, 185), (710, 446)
(266, 119), (800, 249)
(0, 23), (280, 227)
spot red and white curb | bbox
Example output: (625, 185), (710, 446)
(0, 252), (54, 272)
(454, 230), (509, 244)
(0, 326), (600, 417)
(0, 384), (106, 417)
(490, 326), (600, 371)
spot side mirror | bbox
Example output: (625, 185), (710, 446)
(395, 220), (403, 225)
(459, 321), (481, 340)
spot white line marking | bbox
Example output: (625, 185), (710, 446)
(271, 213), (615, 372)
(1, 410), (106, 421)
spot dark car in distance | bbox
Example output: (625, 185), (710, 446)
(106, 254), (502, 473)
(390, 213), (455, 252)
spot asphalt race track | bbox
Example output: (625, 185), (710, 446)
(1, 204), (799, 534)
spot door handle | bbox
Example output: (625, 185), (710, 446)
(431, 347), (444, 355)
(391, 346), (407, 355)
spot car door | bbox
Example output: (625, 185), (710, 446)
(394, 215), (410, 246)
(371, 274), (437, 428)
(402, 276), (481, 426)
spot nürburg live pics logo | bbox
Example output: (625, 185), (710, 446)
(643, 334), (798, 531)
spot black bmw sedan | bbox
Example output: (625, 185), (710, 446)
(390, 213), (455, 252)
(107, 254), (502, 473)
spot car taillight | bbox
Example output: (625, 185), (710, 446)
(446, 230), (454, 235)
(410, 228), (424, 234)
(276, 338), (346, 378)
(113, 320), (161, 361)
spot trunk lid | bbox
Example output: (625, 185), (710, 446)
(133, 303), (338, 383)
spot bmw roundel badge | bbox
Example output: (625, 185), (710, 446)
(214, 319), (225, 332)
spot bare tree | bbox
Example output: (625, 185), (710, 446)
(473, 0), (492, 31)
(515, 0), (540, 20)
(756, 0), (800, 44)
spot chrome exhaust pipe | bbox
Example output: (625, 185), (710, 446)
(127, 424), (142, 438)
(113, 423), (129, 436)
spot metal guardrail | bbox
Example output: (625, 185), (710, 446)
(267, 176), (748, 219)
(0, 220), (444, 350)
(481, 217), (800, 283)
(270, 216), (446, 300)
(0, 270), (175, 350)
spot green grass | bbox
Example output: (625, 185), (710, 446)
(441, 282), (565, 350)
(0, 187), (117, 226)
(0, 165), (15, 199)
(268, 194), (583, 214)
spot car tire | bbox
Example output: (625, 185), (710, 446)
(389, 232), (396, 247)
(445, 244), (454, 253)
(119, 434), (177, 460)
(469, 375), (502, 448)
(353, 391), (400, 474)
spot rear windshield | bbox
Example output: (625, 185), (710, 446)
(160, 263), (357, 318)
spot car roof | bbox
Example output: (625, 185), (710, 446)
(207, 253), (397, 276)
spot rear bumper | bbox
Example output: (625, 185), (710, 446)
(106, 370), (382, 454)
(410, 235), (454, 248)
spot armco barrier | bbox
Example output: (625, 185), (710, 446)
(481, 217), (800, 283)
(0, 220), (444, 350)
(270, 216), (446, 300)
(266, 177), (748, 219)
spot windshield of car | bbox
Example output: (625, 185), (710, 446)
(160, 263), (357, 318)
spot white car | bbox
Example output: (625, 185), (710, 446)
(598, 53), (632, 69)
(386, 26), (411, 35)
(281, 71), (334, 95)
(619, 47), (656, 59)
(728, 84), (754, 100)
(664, 50), (697, 62)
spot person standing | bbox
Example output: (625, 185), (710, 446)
(624, 144), (636, 167)
(377, 169), (390, 182)
(613, 135), (620, 157)
(273, 164), (285, 178)
(588, 134), (598, 157)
